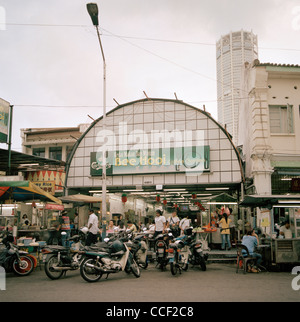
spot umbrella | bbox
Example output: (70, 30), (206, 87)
(0, 181), (62, 205)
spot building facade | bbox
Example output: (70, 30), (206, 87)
(65, 98), (244, 224)
(216, 30), (258, 144)
(239, 60), (300, 236)
(21, 124), (89, 194)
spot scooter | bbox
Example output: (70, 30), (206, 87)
(42, 231), (86, 280)
(0, 233), (35, 276)
(80, 237), (141, 283)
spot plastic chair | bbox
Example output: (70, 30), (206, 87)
(236, 243), (257, 274)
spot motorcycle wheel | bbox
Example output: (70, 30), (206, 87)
(130, 259), (141, 278)
(12, 256), (34, 276)
(137, 256), (148, 269)
(80, 258), (103, 283)
(182, 263), (189, 271)
(198, 256), (207, 271)
(44, 255), (64, 280)
(170, 262), (178, 276)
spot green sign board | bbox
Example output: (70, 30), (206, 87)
(0, 98), (10, 143)
(90, 146), (210, 176)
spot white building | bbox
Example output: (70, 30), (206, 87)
(216, 30), (258, 144)
(239, 60), (300, 237)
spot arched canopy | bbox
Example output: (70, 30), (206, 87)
(65, 98), (243, 194)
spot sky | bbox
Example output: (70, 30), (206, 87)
(0, 0), (299, 152)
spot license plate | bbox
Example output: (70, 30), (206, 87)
(168, 253), (174, 258)
(158, 248), (164, 253)
(196, 248), (202, 253)
(42, 255), (48, 262)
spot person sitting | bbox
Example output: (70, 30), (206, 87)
(241, 229), (262, 272)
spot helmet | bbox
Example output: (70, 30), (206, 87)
(110, 240), (125, 253)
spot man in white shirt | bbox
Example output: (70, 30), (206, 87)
(86, 209), (99, 246)
(167, 210), (180, 237)
(179, 215), (191, 236)
(280, 221), (292, 239)
(154, 209), (166, 238)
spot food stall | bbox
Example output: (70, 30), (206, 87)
(0, 180), (63, 242)
(240, 194), (300, 268)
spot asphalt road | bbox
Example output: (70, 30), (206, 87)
(0, 262), (299, 303)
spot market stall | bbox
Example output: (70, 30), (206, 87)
(0, 180), (63, 242)
(240, 194), (300, 267)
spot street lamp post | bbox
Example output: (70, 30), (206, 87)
(87, 3), (107, 239)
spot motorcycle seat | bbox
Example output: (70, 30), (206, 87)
(111, 250), (125, 256)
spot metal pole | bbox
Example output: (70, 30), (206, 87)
(95, 25), (107, 239)
(8, 105), (13, 175)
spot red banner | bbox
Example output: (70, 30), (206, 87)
(45, 203), (64, 210)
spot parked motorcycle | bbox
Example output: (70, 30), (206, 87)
(126, 229), (148, 269)
(187, 237), (208, 271)
(0, 233), (34, 276)
(167, 227), (208, 275)
(167, 229), (192, 276)
(80, 236), (141, 283)
(42, 232), (86, 280)
(154, 232), (172, 271)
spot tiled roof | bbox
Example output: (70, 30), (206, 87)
(253, 59), (300, 68)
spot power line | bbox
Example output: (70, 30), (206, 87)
(3, 22), (300, 53)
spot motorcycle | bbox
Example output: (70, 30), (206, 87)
(80, 236), (141, 283)
(126, 229), (148, 269)
(187, 237), (208, 271)
(167, 227), (208, 275)
(42, 231), (86, 280)
(167, 230), (192, 276)
(154, 232), (172, 271)
(0, 233), (35, 276)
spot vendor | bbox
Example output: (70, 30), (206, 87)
(279, 221), (292, 239)
(21, 214), (31, 227)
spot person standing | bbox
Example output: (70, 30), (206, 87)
(167, 210), (180, 237)
(179, 214), (191, 236)
(86, 209), (99, 246)
(228, 208), (236, 245)
(218, 208), (232, 250)
(153, 209), (166, 238)
(73, 212), (79, 235)
(58, 211), (71, 247)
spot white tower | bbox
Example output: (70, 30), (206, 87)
(216, 30), (258, 144)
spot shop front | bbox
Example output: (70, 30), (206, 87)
(65, 98), (244, 244)
(0, 180), (64, 244)
(240, 194), (300, 267)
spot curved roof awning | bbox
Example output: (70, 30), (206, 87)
(0, 181), (62, 205)
(59, 194), (105, 203)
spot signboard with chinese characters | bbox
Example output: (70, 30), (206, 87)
(0, 98), (10, 143)
(33, 181), (55, 195)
